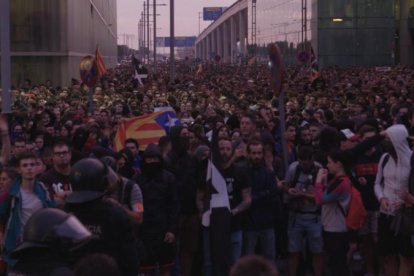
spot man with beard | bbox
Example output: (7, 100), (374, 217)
(201, 137), (251, 275)
(242, 141), (278, 262)
(219, 137), (251, 263)
(39, 140), (72, 206)
(298, 126), (312, 147)
(137, 144), (179, 276)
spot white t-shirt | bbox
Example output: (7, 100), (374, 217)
(20, 189), (43, 229)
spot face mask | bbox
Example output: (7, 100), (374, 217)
(179, 137), (190, 150)
(141, 162), (162, 177)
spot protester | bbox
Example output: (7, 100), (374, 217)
(315, 149), (352, 276)
(135, 144), (178, 276)
(0, 152), (56, 267)
(374, 124), (414, 276)
(242, 140), (277, 262)
(285, 146), (323, 276)
(0, 59), (413, 275)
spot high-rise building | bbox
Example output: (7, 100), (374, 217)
(4, 0), (117, 87)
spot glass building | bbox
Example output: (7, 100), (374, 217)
(1, 0), (117, 87)
(315, 0), (395, 67)
(249, 0), (414, 67)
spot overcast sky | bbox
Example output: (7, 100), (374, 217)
(117, 0), (237, 49)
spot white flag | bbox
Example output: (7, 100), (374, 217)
(202, 160), (230, 227)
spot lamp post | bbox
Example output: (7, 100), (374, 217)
(199, 12), (202, 35)
(143, 2), (146, 63)
(169, 0), (175, 84)
(153, 0), (156, 72)
(147, 0), (150, 64)
(152, 2), (166, 73)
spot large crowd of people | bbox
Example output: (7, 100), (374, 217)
(0, 60), (413, 276)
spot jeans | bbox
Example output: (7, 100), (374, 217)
(288, 215), (323, 254)
(203, 228), (242, 276)
(324, 231), (349, 276)
(231, 230), (243, 264)
(202, 227), (212, 276)
(243, 228), (276, 261)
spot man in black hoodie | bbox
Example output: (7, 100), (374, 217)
(136, 144), (179, 276)
(165, 125), (200, 276)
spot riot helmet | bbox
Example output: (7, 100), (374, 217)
(11, 208), (92, 257)
(66, 158), (114, 204)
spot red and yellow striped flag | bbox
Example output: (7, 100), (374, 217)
(95, 47), (107, 77)
(113, 111), (180, 152)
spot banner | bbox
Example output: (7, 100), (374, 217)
(156, 36), (197, 47)
(203, 7), (226, 21)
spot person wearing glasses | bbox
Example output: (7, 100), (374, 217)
(39, 140), (72, 206)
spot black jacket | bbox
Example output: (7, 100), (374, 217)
(165, 126), (195, 215)
(243, 164), (278, 231)
(136, 170), (179, 236)
(65, 199), (138, 276)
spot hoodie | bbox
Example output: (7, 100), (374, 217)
(165, 126), (195, 215)
(374, 124), (412, 215)
(137, 144), (179, 235)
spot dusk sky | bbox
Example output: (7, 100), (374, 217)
(117, 0), (237, 49)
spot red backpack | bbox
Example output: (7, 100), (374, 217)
(338, 186), (367, 231)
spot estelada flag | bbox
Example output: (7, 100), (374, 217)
(113, 111), (180, 152)
(95, 47), (107, 77)
(268, 43), (285, 97)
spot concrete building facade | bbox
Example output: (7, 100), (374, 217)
(196, 0), (414, 67)
(2, 0), (117, 87)
(196, 0), (248, 63)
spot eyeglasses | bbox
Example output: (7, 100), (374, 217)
(54, 151), (70, 156)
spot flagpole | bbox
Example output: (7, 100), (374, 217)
(268, 43), (288, 172)
(278, 90), (288, 172)
(88, 87), (94, 114)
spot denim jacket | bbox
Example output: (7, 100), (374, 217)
(0, 177), (56, 266)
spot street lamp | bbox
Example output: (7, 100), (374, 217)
(169, 0), (174, 84)
(142, 1), (166, 69)
(152, 2), (167, 73)
(198, 12), (202, 35)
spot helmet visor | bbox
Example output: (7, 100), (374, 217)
(52, 215), (93, 248)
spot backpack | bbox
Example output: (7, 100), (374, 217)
(118, 178), (135, 210)
(289, 163), (320, 214)
(337, 183), (367, 231)
(290, 163), (319, 190)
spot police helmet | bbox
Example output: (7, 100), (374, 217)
(66, 158), (113, 204)
(11, 208), (92, 257)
